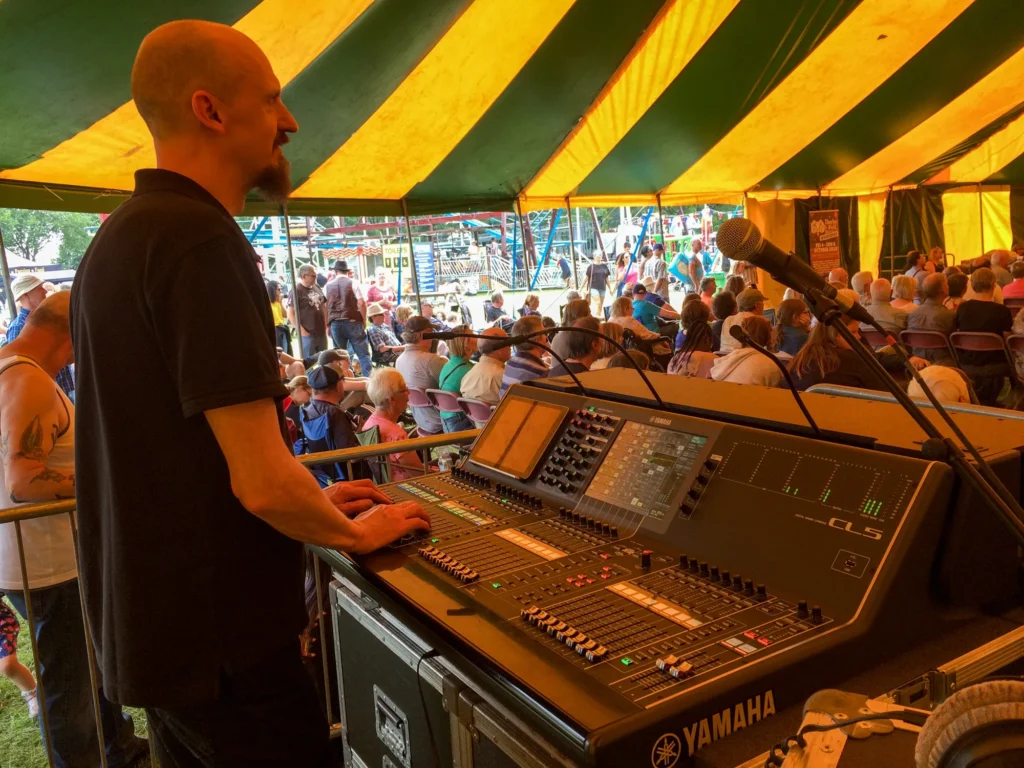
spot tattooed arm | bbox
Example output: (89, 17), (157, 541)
(0, 365), (74, 503)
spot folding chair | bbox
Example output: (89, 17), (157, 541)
(355, 424), (392, 485)
(457, 397), (494, 426)
(899, 330), (955, 362)
(949, 332), (1014, 371)
(407, 387), (442, 435)
(1006, 334), (1024, 387)
(425, 388), (463, 413)
(1004, 297), (1024, 319)
(858, 328), (891, 348)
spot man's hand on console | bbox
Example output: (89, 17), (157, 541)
(348, 501), (431, 554)
(324, 479), (392, 517)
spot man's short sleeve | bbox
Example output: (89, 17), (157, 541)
(148, 235), (286, 417)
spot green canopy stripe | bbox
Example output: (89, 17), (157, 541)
(406, 0), (666, 208)
(760, 2), (1024, 191)
(575, 0), (860, 196)
(0, 0), (258, 172)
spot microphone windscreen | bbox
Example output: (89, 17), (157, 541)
(717, 218), (762, 261)
(728, 324), (747, 342)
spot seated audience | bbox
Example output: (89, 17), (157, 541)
(549, 317), (602, 378)
(319, 349), (368, 413)
(607, 350), (649, 370)
(943, 266), (962, 277)
(284, 360), (305, 379)
(366, 302), (404, 366)
(773, 298), (811, 356)
(945, 273), (969, 312)
(420, 300), (448, 332)
(283, 375), (312, 440)
(483, 290), (508, 323)
(699, 277), (716, 309)
(300, 365), (365, 479)
(1002, 260), (1024, 298)
(363, 368), (424, 481)
(720, 288), (766, 353)
(609, 296), (661, 343)
(395, 316), (446, 435)
(632, 283), (678, 332)
(905, 250), (928, 294)
(788, 316), (887, 391)
(990, 250), (1014, 287)
(907, 273), (955, 364)
(964, 257), (1005, 303)
(499, 316), (549, 397)
(828, 267), (849, 287)
(592, 322), (625, 370)
(711, 315), (781, 387)
(710, 291), (738, 353)
(907, 365), (974, 405)
(393, 303), (414, 338)
(782, 287), (804, 302)
(551, 299), (592, 360)
(437, 325), (476, 433)
(955, 267), (1013, 405)
(541, 315), (556, 341)
(668, 301), (715, 379)
(864, 278), (908, 334)
(724, 274), (746, 298)
(460, 327), (509, 408)
(519, 292), (542, 317)
(851, 271), (873, 306)
(929, 246), (946, 271)
(890, 275), (919, 312)
(565, 290), (582, 303)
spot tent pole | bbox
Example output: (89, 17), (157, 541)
(401, 199), (423, 313)
(565, 197), (579, 290)
(511, 206), (519, 296)
(616, 206), (653, 297)
(530, 209), (562, 290)
(0, 227), (15, 323)
(516, 198), (531, 297)
(887, 186), (894, 279)
(978, 183), (985, 256)
(590, 208), (604, 256)
(282, 206), (302, 357)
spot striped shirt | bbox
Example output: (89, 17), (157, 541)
(498, 351), (549, 398)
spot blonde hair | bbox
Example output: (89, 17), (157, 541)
(524, 292), (540, 309)
(609, 296), (632, 319)
(286, 375), (309, 392)
(367, 367), (407, 408)
(598, 321), (623, 358)
(446, 325), (473, 358)
(892, 275), (917, 301)
(395, 304), (414, 323)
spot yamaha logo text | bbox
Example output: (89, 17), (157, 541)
(651, 690), (776, 766)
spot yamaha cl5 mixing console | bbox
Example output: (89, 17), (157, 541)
(321, 384), (956, 767)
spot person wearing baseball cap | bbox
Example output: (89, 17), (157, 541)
(7, 274), (75, 398)
(394, 316), (445, 435)
(317, 348), (369, 412)
(366, 302), (403, 366)
(299, 365), (367, 482)
(720, 287), (767, 353)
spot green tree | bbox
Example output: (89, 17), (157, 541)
(55, 212), (99, 269)
(0, 208), (58, 261)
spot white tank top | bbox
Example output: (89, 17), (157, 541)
(0, 355), (77, 590)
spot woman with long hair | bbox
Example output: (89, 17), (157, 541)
(787, 317), (887, 391)
(724, 274), (746, 298)
(771, 298), (811, 357)
(551, 299), (592, 360)
(667, 300), (715, 378)
(591, 322), (625, 370)
(267, 280), (290, 352)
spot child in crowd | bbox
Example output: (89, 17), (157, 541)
(0, 597), (37, 717)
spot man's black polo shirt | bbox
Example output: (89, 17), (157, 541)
(70, 169), (306, 707)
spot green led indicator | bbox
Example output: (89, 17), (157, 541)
(431, 538), (439, 543)
(794, 488), (799, 496)
(620, 657), (634, 666)
(502, 499), (509, 503)
(823, 489), (832, 502)
(588, 407), (596, 412)
(785, 486), (790, 493)
(491, 582), (502, 589)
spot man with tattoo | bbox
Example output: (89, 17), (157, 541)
(0, 291), (146, 766)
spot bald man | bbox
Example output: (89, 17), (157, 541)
(71, 21), (428, 766)
(459, 327), (510, 406)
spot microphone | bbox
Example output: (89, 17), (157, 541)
(717, 218), (875, 326)
(423, 330), (524, 351)
(728, 325), (822, 438)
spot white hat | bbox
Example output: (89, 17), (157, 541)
(640, 276), (656, 290)
(366, 302), (386, 318)
(11, 274), (44, 302)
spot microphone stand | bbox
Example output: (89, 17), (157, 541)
(804, 288), (1024, 547)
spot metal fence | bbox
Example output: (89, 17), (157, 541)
(0, 429), (479, 768)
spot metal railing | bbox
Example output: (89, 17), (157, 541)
(0, 429), (479, 767)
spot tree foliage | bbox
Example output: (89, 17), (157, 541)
(0, 209), (98, 268)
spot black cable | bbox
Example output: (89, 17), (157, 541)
(805, 289), (1024, 547)
(415, 649), (442, 768)
(728, 325), (822, 438)
(764, 711), (929, 767)
(426, 327), (667, 409)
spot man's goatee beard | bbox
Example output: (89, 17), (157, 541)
(253, 156), (292, 203)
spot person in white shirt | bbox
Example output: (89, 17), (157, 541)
(459, 327), (510, 410)
(719, 288), (766, 353)
(0, 292), (145, 766)
(710, 315), (782, 387)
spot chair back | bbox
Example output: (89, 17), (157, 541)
(899, 330), (955, 361)
(355, 424), (392, 484)
(426, 388), (463, 412)
(1006, 334), (1024, 386)
(859, 328), (890, 348)
(457, 397), (494, 424)
(950, 331), (1013, 372)
(406, 386), (433, 408)
(1004, 297), (1024, 318)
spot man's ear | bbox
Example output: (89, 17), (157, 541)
(192, 91), (227, 134)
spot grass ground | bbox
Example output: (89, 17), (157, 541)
(0, 597), (151, 768)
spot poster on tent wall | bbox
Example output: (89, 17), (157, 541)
(808, 209), (841, 274)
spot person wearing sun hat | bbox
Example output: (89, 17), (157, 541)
(365, 301), (403, 366)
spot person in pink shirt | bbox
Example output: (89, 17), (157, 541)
(366, 268), (397, 310)
(1003, 261), (1024, 298)
(362, 368), (425, 481)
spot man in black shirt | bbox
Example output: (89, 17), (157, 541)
(290, 263), (328, 357)
(70, 20), (428, 766)
(954, 267), (1013, 405)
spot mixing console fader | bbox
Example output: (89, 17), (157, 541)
(323, 386), (954, 766)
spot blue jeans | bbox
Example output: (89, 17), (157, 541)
(7, 580), (144, 768)
(441, 412), (474, 433)
(330, 320), (372, 376)
(301, 333), (327, 359)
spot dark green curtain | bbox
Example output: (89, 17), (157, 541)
(1009, 187), (1024, 247)
(793, 196), (859, 276)
(878, 188), (944, 277)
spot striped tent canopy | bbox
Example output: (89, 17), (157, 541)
(2, 0), (1024, 216)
